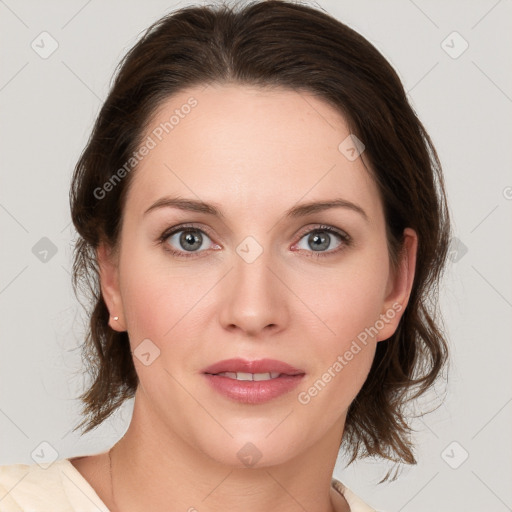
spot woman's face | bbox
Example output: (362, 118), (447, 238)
(100, 83), (416, 467)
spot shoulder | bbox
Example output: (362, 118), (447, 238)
(331, 477), (379, 512)
(0, 459), (109, 512)
(0, 460), (61, 511)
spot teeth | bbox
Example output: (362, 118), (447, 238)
(253, 372), (281, 381)
(236, 372), (253, 381)
(216, 371), (281, 381)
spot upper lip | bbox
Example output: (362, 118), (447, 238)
(203, 358), (305, 376)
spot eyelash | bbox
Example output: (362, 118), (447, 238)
(157, 223), (352, 260)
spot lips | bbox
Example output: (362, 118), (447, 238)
(202, 358), (305, 404)
(202, 358), (304, 376)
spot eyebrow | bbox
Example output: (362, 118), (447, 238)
(144, 196), (368, 222)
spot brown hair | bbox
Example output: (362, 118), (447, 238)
(70, 0), (450, 474)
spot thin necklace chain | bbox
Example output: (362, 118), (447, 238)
(108, 434), (127, 512)
(108, 446), (117, 512)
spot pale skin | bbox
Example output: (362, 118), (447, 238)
(70, 84), (417, 512)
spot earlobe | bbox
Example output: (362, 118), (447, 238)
(376, 228), (418, 342)
(97, 243), (126, 332)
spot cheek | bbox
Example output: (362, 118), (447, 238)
(118, 238), (220, 356)
(294, 274), (383, 424)
(293, 249), (389, 407)
(300, 248), (391, 347)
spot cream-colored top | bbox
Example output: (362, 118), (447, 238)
(0, 457), (376, 512)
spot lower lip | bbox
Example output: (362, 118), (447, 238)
(203, 374), (305, 404)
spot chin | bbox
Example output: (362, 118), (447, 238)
(186, 420), (316, 470)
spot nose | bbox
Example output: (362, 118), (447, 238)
(218, 245), (290, 337)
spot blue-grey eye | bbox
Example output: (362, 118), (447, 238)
(296, 229), (343, 252)
(167, 229), (211, 252)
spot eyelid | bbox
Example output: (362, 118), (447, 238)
(294, 224), (350, 242)
(159, 222), (216, 242)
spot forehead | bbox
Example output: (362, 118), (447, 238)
(126, 83), (382, 223)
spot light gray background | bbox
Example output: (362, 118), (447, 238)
(1, 1), (511, 511)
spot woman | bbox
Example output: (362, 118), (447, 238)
(0, 1), (450, 511)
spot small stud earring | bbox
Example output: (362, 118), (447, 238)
(113, 316), (119, 321)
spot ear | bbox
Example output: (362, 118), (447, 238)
(376, 227), (418, 342)
(97, 243), (126, 332)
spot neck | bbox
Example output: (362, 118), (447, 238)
(108, 392), (348, 512)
